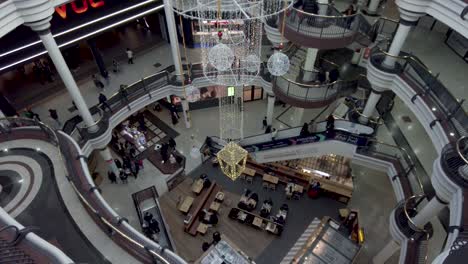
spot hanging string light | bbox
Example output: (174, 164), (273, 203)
(267, 0), (290, 76)
(170, 0), (293, 86)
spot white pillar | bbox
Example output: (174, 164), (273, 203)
(411, 197), (446, 229)
(367, 0), (381, 14)
(99, 147), (119, 176)
(302, 48), (319, 82)
(266, 94), (275, 126)
(382, 23), (412, 68)
(163, 0), (182, 78)
(360, 92), (381, 123)
(37, 30), (97, 132)
(295, 107), (305, 125)
(317, 0), (329, 16)
(181, 99), (191, 128)
(373, 240), (400, 264)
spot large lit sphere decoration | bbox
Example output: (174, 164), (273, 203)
(186, 85), (200, 103)
(267, 52), (290, 76)
(243, 54), (261, 73)
(169, 0), (293, 86)
(208, 43), (235, 71)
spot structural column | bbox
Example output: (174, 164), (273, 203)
(382, 11), (423, 68)
(317, 0), (329, 16)
(163, 0), (182, 78)
(302, 48), (319, 82)
(181, 99), (191, 128)
(34, 29), (97, 132)
(372, 240), (400, 264)
(367, 0), (381, 15)
(99, 147), (119, 176)
(87, 38), (107, 78)
(266, 94), (275, 126)
(360, 91), (381, 122)
(411, 197), (447, 230)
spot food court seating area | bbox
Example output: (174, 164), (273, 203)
(178, 174), (224, 236)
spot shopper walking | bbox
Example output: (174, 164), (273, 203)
(92, 74), (104, 89)
(98, 93), (112, 112)
(119, 85), (129, 104)
(300, 122), (309, 137)
(48, 109), (61, 128)
(262, 116), (267, 129)
(112, 59), (120, 73)
(326, 114), (335, 139)
(126, 48), (134, 64)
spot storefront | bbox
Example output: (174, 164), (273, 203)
(170, 85), (264, 111)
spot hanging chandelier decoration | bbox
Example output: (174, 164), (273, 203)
(217, 141), (248, 181)
(170, 0), (293, 85)
(217, 85), (247, 181)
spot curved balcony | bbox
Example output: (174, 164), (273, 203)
(0, 117), (186, 264)
(367, 42), (468, 261)
(272, 75), (358, 108)
(0, 203), (73, 263)
(281, 6), (360, 49)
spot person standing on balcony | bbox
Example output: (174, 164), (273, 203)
(326, 115), (335, 139)
(48, 109), (61, 129)
(126, 48), (134, 64)
(24, 108), (41, 122)
(98, 93), (112, 113)
(271, 128), (278, 141)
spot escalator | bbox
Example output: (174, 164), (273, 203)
(202, 120), (374, 164)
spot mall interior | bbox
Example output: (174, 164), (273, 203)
(0, 0), (467, 263)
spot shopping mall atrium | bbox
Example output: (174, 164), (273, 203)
(0, 0), (467, 263)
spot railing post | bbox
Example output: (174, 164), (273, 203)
(142, 78), (152, 99)
(305, 87), (309, 101)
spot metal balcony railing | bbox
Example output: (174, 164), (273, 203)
(369, 41), (468, 142)
(284, 5), (359, 39)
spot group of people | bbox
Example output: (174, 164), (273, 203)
(142, 212), (160, 241)
(108, 155), (143, 184)
(315, 68), (340, 84)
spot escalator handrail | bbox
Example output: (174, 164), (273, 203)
(456, 136), (468, 164)
(365, 138), (425, 194)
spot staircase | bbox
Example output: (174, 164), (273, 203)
(0, 238), (35, 264)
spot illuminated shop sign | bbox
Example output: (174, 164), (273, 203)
(55, 0), (105, 19)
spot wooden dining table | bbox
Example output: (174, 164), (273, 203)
(262, 174), (279, 184)
(178, 196), (194, 213)
(191, 178), (204, 194)
(243, 167), (256, 176)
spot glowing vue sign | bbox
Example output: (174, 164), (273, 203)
(55, 0), (105, 19)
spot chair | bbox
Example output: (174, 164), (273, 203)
(246, 176), (253, 184)
(262, 181), (269, 189)
(269, 183), (276, 191)
(239, 174), (246, 181)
